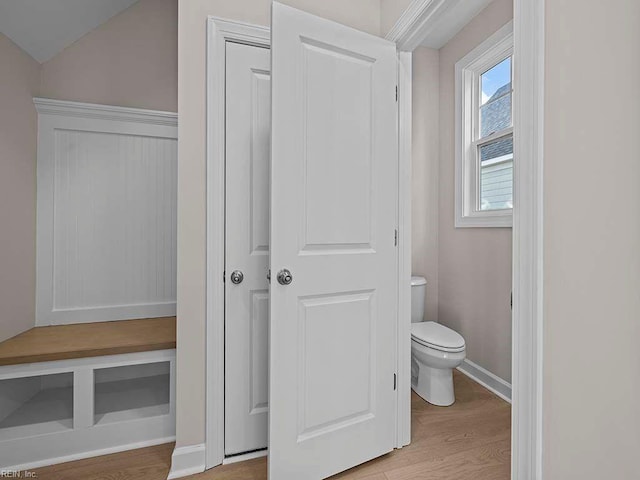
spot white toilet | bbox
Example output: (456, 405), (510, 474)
(411, 276), (466, 406)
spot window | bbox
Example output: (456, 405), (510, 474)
(455, 22), (513, 227)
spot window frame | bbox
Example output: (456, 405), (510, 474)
(455, 21), (514, 228)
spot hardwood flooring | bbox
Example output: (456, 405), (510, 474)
(32, 372), (510, 480)
(0, 317), (176, 366)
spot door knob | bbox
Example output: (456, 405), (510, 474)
(230, 270), (244, 285)
(277, 269), (293, 286)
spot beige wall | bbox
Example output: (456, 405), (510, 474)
(0, 34), (40, 342)
(437, 0), (513, 382)
(0, 0), (178, 343)
(177, 0), (381, 449)
(41, 0), (178, 111)
(543, 0), (640, 478)
(380, 0), (412, 37)
(412, 46), (440, 322)
(411, 0), (513, 382)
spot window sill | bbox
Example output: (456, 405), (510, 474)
(455, 212), (512, 228)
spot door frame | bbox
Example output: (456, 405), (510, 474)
(205, 14), (412, 469)
(205, 17), (271, 469)
(387, 0), (545, 478)
(205, 0), (545, 474)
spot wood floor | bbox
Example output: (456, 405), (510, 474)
(33, 372), (510, 480)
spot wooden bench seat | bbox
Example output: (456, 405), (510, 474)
(0, 317), (176, 366)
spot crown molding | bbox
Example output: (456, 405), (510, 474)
(386, 0), (493, 51)
(208, 16), (270, 45)
(33, 98), (177, 127)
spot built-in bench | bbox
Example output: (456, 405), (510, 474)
(0, 317), (176, 470)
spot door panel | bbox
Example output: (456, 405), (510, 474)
(297, 290), (376, 441)
(270, 3), (399, 479)
(301, 40), (374, 250)
(249, 290), (269, 415)
(225, 41), (271, 456)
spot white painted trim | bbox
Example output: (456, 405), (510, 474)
(33, 98), (177, 127)
(222, 449), (267, 465)
(512, 0), (545, 478)
(385, 0), (545, 478)
(396, 50), (412, 449)
(204, 14), (412, 468)
(482, 153), (513, 168)
(457, 359), (512, 403)
(0, 349), (176, 469)
(454, 21), (513, 228)
(8, 436), (175, 472)
(204, 17), (270, 471)
(202, 3), (545, 478)
(0, 349), (176, 380)
(167, 443), (206, 480)
(35, 98), (178, 326)
(386, 0), (494, 51)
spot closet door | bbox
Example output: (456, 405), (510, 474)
(269, 3), (399, 479)
(224, 41), (271, 456)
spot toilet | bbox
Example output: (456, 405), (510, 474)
(411, 276), (466, 406)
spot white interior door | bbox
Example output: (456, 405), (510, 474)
(269, 3), (399, 479)
(225, 41), (271, 456)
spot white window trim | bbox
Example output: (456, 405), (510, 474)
(455, 20), (514, 228)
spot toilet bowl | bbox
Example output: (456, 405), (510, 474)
(411, 321), (466, 406)
(410, 276), (466, 406)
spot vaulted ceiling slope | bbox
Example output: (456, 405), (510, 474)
(0, 0), (139, 63)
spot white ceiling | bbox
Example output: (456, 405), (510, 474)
(0, 0), (139, 63)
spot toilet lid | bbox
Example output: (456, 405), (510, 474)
(411, 322), (465, 352)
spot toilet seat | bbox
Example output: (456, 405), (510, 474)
(411, 322), (465, 353)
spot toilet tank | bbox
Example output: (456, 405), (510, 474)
(411, 276), (427, 323)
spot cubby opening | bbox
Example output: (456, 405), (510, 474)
(94, 361), (170, 425)
(0, 373), (74, 441)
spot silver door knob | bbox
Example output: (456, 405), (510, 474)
(230, 270), (244, 284)
(277, 269), (293, 286)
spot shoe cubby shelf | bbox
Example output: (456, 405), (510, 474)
(0, 348), (176, 470)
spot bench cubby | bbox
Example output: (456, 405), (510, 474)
(0, 372), (74, 442)
(0, 349), (175, 470)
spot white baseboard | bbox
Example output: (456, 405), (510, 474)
(223, 449), (267, 465)
(167, 443), (206, 479)
(8, 436), (175, 472)
(457, 358), (512, 403)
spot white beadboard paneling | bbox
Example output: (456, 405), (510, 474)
(35, 99), (178, 325)
(52, 130), (177, 311)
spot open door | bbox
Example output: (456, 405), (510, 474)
(269, 3), (399, 479)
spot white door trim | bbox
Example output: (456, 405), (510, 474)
(204, 17), (270, 470)
(387, 0), (545, 478)
(511, 0), (545, 477)
(204, 15), (413, 472)
(396, 50), (412, 449)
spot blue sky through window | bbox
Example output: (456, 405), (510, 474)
(481, 57), (511, 105)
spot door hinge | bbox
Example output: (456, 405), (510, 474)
(395, 85), (398, 102)
(223, 270), (226, 283)
(393, 373), (397, 391)
(394, 229), (398, 246)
